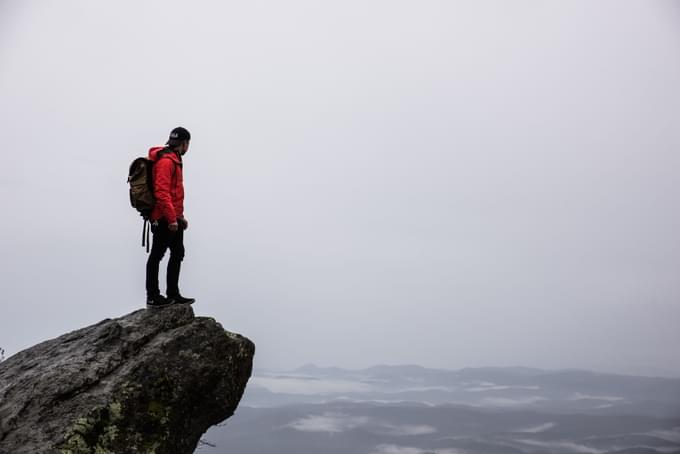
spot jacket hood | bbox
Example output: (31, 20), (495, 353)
(148, 146), (181, 163)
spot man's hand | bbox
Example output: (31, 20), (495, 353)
(179, 218), (189, 231)
(168, 222), (179, 232)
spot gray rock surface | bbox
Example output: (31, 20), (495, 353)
(0, 305), (255, 453)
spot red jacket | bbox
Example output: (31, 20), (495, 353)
(148, 146), (184, 223)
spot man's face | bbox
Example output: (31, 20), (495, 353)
(180, 141), (190, 156)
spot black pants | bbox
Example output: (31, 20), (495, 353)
(145, 220), (185, 298)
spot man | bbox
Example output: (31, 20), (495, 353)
(145, 126), (196, 307)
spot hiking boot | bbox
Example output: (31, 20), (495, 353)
(167, 294), (195, 305)
(146, 294), (173, 308)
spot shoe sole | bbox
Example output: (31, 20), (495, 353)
(167, 298), (195, 305)
(146, 302), (175, 309)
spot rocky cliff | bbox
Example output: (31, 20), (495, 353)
(0, 305), (255, 454)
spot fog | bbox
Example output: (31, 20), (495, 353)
(1, 0), (679, 376)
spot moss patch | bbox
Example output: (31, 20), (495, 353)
(59, 400), (123, 454)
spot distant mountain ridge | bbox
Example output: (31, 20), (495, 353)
(247, 363), (680, 418)
(288, 363), (679, 379)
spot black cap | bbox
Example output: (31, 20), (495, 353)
(168, 126), (191, 142)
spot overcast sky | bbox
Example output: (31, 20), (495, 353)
(1, 0), (679, 377)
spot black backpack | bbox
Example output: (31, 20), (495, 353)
(128, 149), (172, 252)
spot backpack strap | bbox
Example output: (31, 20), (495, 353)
(142, 219), (150, 253)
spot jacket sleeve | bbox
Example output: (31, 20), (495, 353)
(153, 157), (177, 224)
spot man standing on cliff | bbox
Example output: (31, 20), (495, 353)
(145, 127), (196, 308)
